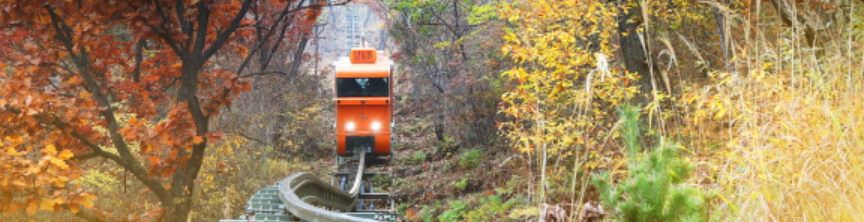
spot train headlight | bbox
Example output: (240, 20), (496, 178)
(345, 122), (356, 131)
(371, 121), (381, 131)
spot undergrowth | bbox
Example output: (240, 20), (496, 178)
(436, 194), (520, 222)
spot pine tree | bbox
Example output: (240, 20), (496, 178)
(592, 105), (708, 222)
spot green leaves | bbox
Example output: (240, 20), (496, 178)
(438, 201), (468, 222)
(592, 105), (706, 222)
(466, 4), (496, 25)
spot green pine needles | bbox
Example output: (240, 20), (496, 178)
(592, 105), (708, 222)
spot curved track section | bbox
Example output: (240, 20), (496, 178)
(277, 150), (376, 222)
(221, 150), (392, 221)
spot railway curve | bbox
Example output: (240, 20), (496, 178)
(219, 149), (394, 222)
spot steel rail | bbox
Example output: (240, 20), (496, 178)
(277, 149), (378, 222)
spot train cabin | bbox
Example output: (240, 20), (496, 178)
(334, 47), (393, 156)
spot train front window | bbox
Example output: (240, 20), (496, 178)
(337, 78), (389, 97)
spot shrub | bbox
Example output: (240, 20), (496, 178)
(438, 201), (468, 222)
(437, 135), (456, 149)
(413, 151), (427, 163)
(432, 194), (520, 222)
(420, 205), (436, 222)
(458, 149), (482, 169)
(591, 105), (707, 222)
(454, 174), (470, 190)
(463, 195), (520, 222)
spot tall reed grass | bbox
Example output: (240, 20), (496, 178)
(681, 4), (864, 220)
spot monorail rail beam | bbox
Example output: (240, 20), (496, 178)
(221, 149), (382, 222)
(276, 149), (379, 222)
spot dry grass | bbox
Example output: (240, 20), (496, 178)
(708, 74), (864, 221)
(681, 19), (864, 221)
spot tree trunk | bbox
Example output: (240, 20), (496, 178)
(164, 143), (208, 222)
(617, 1), (654, 104)
(435, 122), (445, 142)
(290, 33), (311, 76)
(164, 198), (192, 222)
(165, 58), (209, 222)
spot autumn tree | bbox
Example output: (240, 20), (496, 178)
(0, 0), (336, 221)
(212, 0), (340, 158)
(386, 0), (503, 147)
(496, 0), (639, 212)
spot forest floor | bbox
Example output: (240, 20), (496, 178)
(345, 112), (521, 221)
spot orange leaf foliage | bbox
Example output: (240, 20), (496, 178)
(0, 0), (319, 219)
(192, 136), (204, 145)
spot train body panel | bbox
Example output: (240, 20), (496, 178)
(334, 48), (393, 157)
(336, 100), (391, 155)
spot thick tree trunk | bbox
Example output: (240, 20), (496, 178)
(165, 58), (209, 222)
(164, 199), (193, 222)
(617, 1), (654, 104)
(435, 122), (445, 142)
(165, 145), (207, 222)
(165, 162), (201, 222)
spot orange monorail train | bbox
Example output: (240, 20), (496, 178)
(334, 47), (393, 158)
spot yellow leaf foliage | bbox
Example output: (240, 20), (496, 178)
(497, 0), (636, 205)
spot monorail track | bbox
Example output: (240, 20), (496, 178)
(219, 149), (395, 222)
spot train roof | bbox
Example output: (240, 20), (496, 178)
(334, 48), (390, 78)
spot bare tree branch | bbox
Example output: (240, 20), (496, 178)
(240, 71), (288, 78)
(228, 131), (268, 144)
(62, 204), (107, 222)
(0, 21), (24, 30)
(203, 0), (254, 60)
(132, 39), (146, 83)
(70, 151), (101, 161)
(146, 0), (186, 59)
(142, 21), (185, 59)
(193, 0), (210, 53)
(174, 0), (193, 49)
